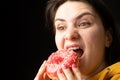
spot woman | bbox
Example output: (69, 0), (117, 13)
(34, 0), (120, 80)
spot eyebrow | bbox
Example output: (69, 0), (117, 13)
(55, 18), (66, 22)
(54, 12), (95, 22)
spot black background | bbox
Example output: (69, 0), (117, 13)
(4, 0), (120, 80)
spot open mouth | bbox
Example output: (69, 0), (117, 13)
(68, 47), (84, 57)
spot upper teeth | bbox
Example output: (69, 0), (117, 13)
(68, 47), (80, 51)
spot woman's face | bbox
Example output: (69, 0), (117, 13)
(54, 1), (109, 75)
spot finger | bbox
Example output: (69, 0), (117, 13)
(43, 73), (50, 80)
(62, 66), (74, 80)
(34, 60), (47, 80)
(57, 69), (67, 80)
(72, 64), (81, 80)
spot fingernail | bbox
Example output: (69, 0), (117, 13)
(62, 65), (68, 69)
(72, 64), (77, 68)
(58, 68), (62, 73)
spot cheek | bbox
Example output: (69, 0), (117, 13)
(87, 30), (105, 46)
(86, 33), (105, 58)
(83, 23), (106, 47)
(55, 34), (64, 50)
(81, 26), (106, 71)
(84, 26), (106, 59)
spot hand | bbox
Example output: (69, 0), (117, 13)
(57, 64), (81, 80)
(34, 60), (50, 80)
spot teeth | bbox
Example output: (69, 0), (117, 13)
(68, 47), (80, 51)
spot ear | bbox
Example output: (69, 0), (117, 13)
(105, 28), (113, 48)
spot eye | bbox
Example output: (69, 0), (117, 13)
(56, 25), (66, 31)
(78, 21), (91, 28)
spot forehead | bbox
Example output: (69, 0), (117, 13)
(55, 1), (97, 21)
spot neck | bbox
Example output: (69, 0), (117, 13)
(80, 62), (107, 80)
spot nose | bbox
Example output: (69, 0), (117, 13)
(64, 30), (80, 40)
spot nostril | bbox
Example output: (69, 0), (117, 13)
(73, 32), (79, 38)
(64, 31), (80, 40)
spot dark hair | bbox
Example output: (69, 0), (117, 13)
(45, 0), (120, 65)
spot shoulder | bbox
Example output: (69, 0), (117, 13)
(108, 62), (120, 72)
(107, 62), (120, 80)
(90, 62), (120, 80)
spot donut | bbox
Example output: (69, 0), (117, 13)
(46, 49), (82, 80)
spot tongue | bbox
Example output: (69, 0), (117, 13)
(73, 49), (83, 57)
